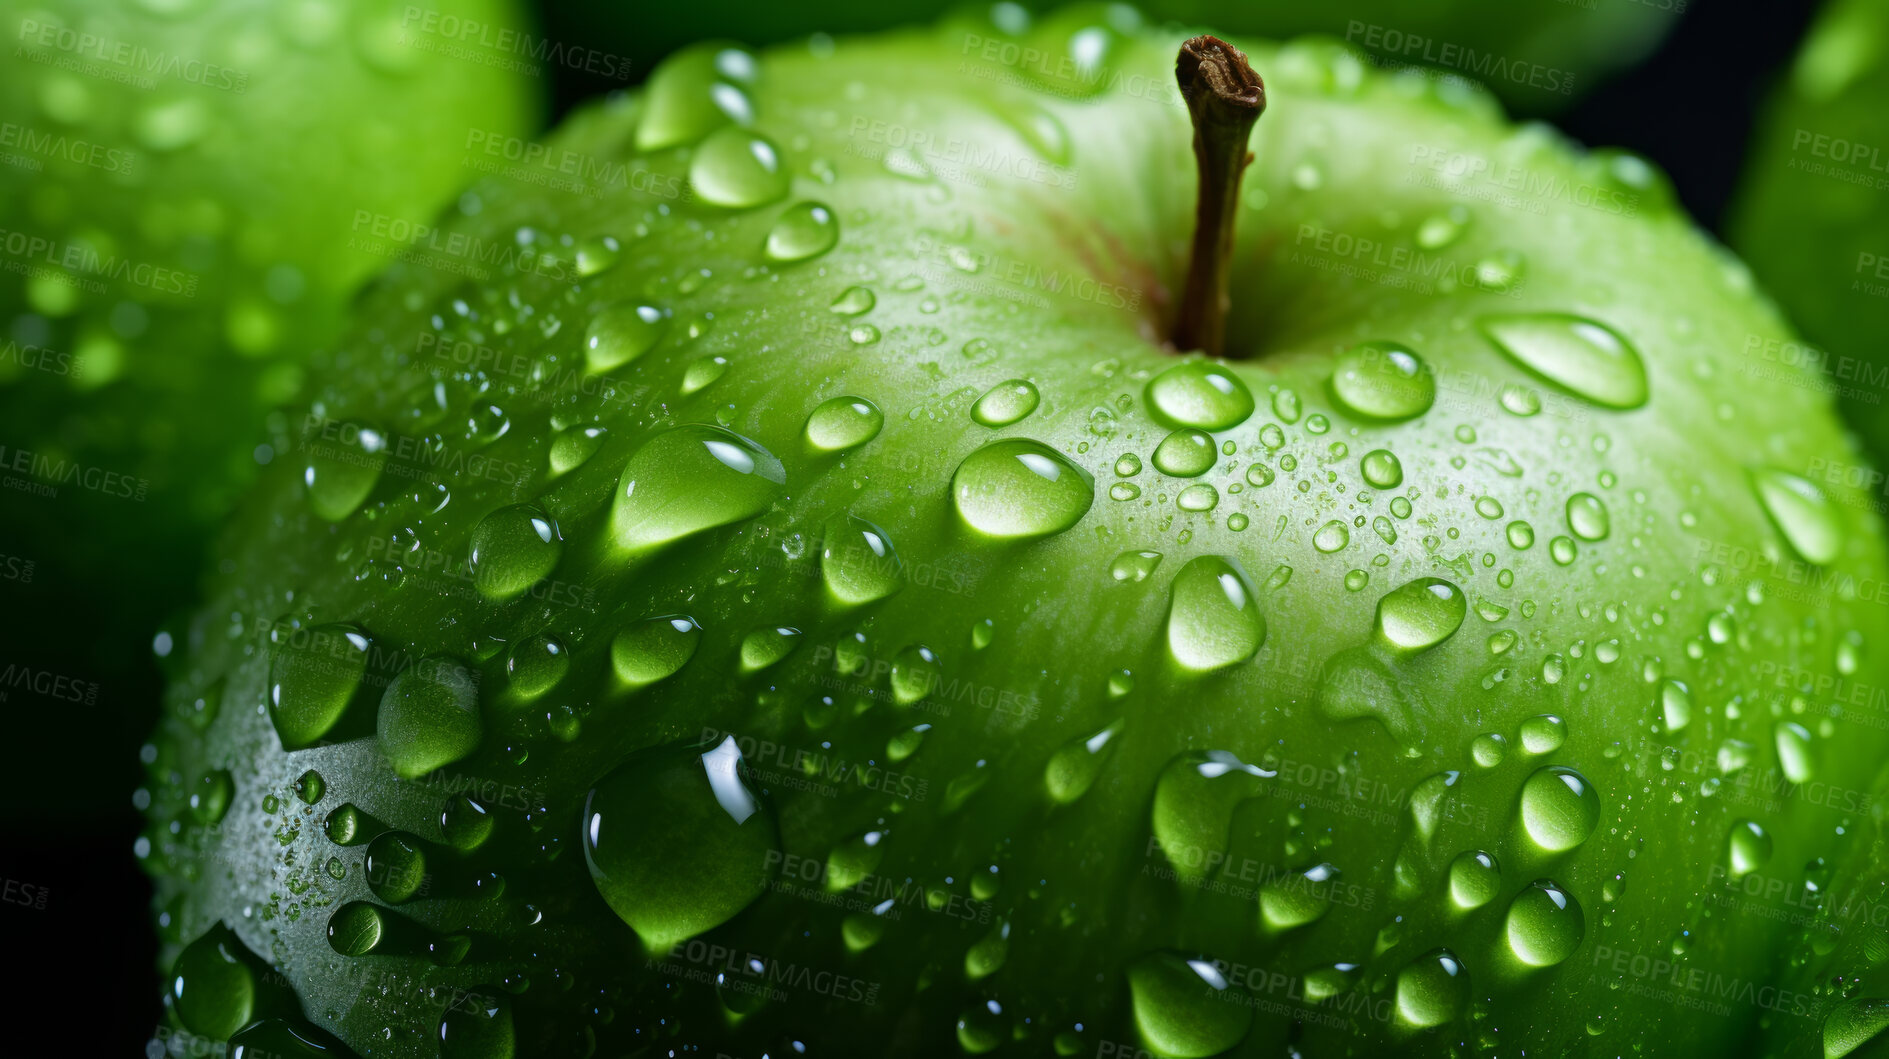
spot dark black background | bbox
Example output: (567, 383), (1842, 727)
(0, 0), (1820, 1051)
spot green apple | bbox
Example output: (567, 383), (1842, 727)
(0, 0), (540, 661)
(1730, 0), (1889, 460)
(552, 0), (1683, 113)
(144, 7), (1889, 1057)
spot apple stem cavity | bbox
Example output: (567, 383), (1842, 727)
(1174, 35), (1264, 359)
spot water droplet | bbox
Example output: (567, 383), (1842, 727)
(1472, 732), (1509, 767)
(1166, 557), (1265, 671)
(1110, 550), (1163, 583)
(1361, 449), (1403, 488)
(1330, 342), (1435, 421)
(1500, 385), (1542, 417)
(549, 424), (608, 475)
(611, 425), (785, 553)
(764, 201), (838, 261)
(1519, 714), (1566, 754)
(190, 769), (233, 826)
(585, 303), (665, 373)
(1507, 521), (1535, 549)
(268, 624), (370, 749)
(634, 45), (755, 151)
(739, 626), (801, 674)
(972, 379), (1041, 426)
(1822, 997), (1889, 1059)
(1505, 879), (1584, 967)
(689, 127), (787, 207)
(952, 439), (1094, 539)
(170, 924), (261, 1038)
(1479, 314), (1647, 409)
(1550, 536), (1577, 565)
(439, 992), (514, 1059)
(1726, 819), (1773, 881)
(1153, 429), (1217, 477)
(377, 657), (481, 779)
(889, 644), (941, 705)
(1145, 362), (1255, 430)
(1660, 680), (1692, 732)
(1775, 721), (1815, 783)
(506, 635), (569, 701)
(469, 505), (562, 601)
(327, 902), (387, 956)
(1751, 468), (1843, 564)
(830, 286), (876, 315)
(574, 236), (620, 277)
(1518, 766), (1600, 852)
(803, 395), (883, 452)
(1176, 483), (1219, 511)
(295, 770), (325, 805)
(1126, 952), (1253, 1057)
(1260, 863), (1342, 931)
(1448, 851), (1500, 910)
(365, 831), (428, 903)
(681, 356), (730, 394)
(440, 795), (492, 851)
(583, 737), (779, 949)
(611, 615), (703, 690)
(1313, 520), (1350, 553)
(1566, 493), (1610, 541)
(822, 513), (903, 606)
(303, 426), (386, 521)
(1395, 948), (1470, 1028)
(1045, 721), (1122, 803)
(1375, 578), (1466, 652)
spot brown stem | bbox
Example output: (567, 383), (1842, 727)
(1173, 35), (1264, 358)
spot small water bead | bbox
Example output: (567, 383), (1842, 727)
(1126, 952), (1253, 1058)
(1344, 569), (1370, 592)
(763, 201), (838, 261)
(1416, 206), (1468, 248)
(1329, 342), (1435, 421)
(295, 770), (325, 805)
(323, 803), (375, 846)
(170, 924), (262, 1038)
(468, 505), (562, 601)
(1245, 462), (1274, 487)
(190, 769), (233, 826)
(889, 644), (941, 705)
(1751, 468), (1843, 564)
(611, 615), (703, 690)
(1566, 493), (1610, 541)
(505, 635), (569, 701)
(1153, 429), (1217, 477)
(1518, 715), (1566, 754)
(1656, 679), (1691, 731)
(1472, 733), (1508, 768)
(1176, 484), (1219, 511)
(634, 45), (756, 151)
(1115, 453), (1143, 477)
(1518, 766), (1600, 852)
(268, 624), (370, 750)
(1045, 721), (1123, 804)
(738, 626), (801, 674)
(1110, 550), (1163, 583)
(1727, 819), (1773, 881)
(584, 303), (665, 373)
(965, 921), (1011, 980)
(1396, 948), (1470, 1029)
(681, 356), (730, 394)
(377, 657), (482, 779)
(1499, 385), (1542, 416)
(887, 724), (930, 762)
(438, 992), (515, 1059)
(970, 379), (1042, 427)
(1375, 577), (1466, 653)
(1390, 496), (1413, 519)
(829, 286), (876, 315)
(1145, 361), (1255, 430)
(1774, 721), (1816, 783)
(549, 424), (608, 475)
(583, 737), (780, 949)
(1259, 863), (1342, 931)
(1505, 880), (1584, 967)
(574, 235), (620, 277)
(327, 902), (387, 956)
(611, 425), (785, 553)
(1110, 482), (1141, 501)
(1506, 521), (1535, 549)
(1448, 851), (1500, 910)
(822, 513), (903, 606)
(1479, 313), (1648, 409)
(364, 831), (429, 904)
(689, 127), (788, 207)
(1271, 388), (1301, 423)
(1360, 449), (1402, 488)
(952, 439), (1094, 539)
(1301, 963), (1363, 1004)
(1475, 496), (1504, 519)
(1166, 557), (1265, 671)
(804, 395), (883, 452)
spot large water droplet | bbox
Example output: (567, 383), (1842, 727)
(1126, 952), (1253, 1058)
(611, 425), (785, 553)
(764, 201), (838, 261)
(1145, 362), (1255, 430)
(439, 992), (514, 1059)
(364, 831), (429, 903)
(469, 505), (562, 601)
(1505, 879), (1584, 966)
(1727, 819), (1773, 881)
(804, 395), (883, 451)
(1751, 468), (1843, 564)
(822, 513), (903, 606)
(1330, 342), (1435, 421)
(377, 657), (481, 779)
(1518, 766), (1600, 852)
(1395, 948), (1470, 1028)
(1045, 721), (1122, 804)
(268, 624), (369, 749)
(1775, 721), (1816, 783)
(170, 924), (261, 1039)
(1259, 863), (1341, 931)
(689, 127), (788, 208)
(584, 737), (779, 949)
(1152, 429), (1217, 477)
(611, 616), (703, 690)
(972, 379), (1041, 427)
(1166, 557), (1265, 671)
(1565, 492), (1610, 541)
(1375, 577), (1466, 653)
(952, 439), (1094, 539)
(1448, 850), (1500, 910)
(634, 45), (755, 151)
(1361, 449), (1403, 488)
(584, 304), (665, 373)
(1479, 314), (1647, 409)
(303, 426), (386, 521)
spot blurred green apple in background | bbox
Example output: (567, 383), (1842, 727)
(548, 0), (1684, 113)
(142, 5), (1889, 1055)
(1731, 0), (1889, 462)
(0, 0), (541, 680)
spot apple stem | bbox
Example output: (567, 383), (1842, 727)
(1174, 35), (1264, 358)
